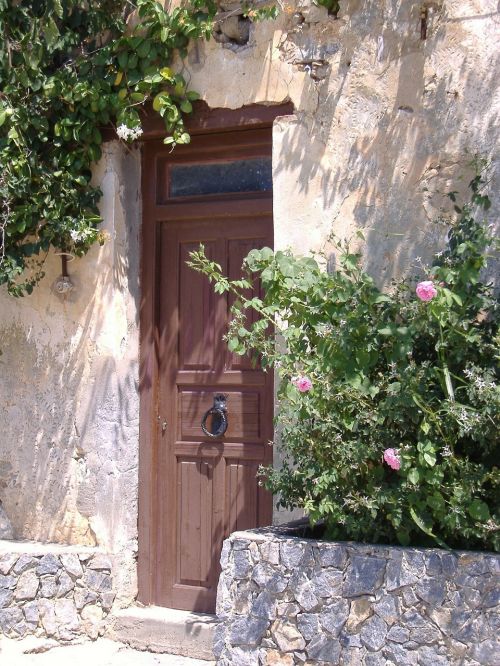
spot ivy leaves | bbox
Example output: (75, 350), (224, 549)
(0, 0), (216, 295)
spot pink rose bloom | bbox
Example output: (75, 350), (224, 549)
(383, 448), (401, 471)
(416, 280), (438, 302)
(292, 376), (313, 392)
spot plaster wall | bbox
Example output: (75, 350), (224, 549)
(0, 0), (499, 605)
(0, 145), (141, 605)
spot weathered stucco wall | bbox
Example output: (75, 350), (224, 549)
(0, 144), (141, 605)
(187, 0), (499, 276)
(0, 0), (498, 605)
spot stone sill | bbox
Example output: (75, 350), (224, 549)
(228, 525), (499, 559)
(0, 540), (104, 557)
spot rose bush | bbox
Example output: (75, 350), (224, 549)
(189, 171), (499, 551)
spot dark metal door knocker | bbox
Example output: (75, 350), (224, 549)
(201, 393), (228, 438)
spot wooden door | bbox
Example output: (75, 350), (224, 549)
(140, 128), (274, 613)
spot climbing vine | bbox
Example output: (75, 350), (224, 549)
(0, 0), (277, 295)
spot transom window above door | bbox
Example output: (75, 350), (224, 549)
(167, 157), (272, 199)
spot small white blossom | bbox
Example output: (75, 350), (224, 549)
(116, 124), (143, 142)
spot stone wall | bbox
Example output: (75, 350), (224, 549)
(0, 541), (114, 641)
(0, 0), (498, 605)
(215, 527), (500, 665)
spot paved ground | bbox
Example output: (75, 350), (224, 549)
(0, 637), (214, 665)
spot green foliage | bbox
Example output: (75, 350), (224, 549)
(189, 170), (500, 551)
(0, 0), (276, 295)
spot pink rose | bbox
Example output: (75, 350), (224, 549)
(292, 376), (313, 392)
(416, 280), (438, 302)
(383, 448), (401, 471)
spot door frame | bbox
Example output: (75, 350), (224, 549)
(137, 102), (293, 606)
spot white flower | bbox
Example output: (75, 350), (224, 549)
(116, 124), (143, 142)
(70, 229), (81, 242)
(116, 124), (130, 140)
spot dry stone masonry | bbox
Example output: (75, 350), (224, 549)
(215, 527), (500, 665)
(0, 542), (114, 641)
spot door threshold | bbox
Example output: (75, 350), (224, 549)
(107, 604), (218, 661)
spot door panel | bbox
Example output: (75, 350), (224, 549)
(143, 128), (274, 613)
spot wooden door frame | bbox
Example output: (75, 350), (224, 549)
(137, 102), (293, 606)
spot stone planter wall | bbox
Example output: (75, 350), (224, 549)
(0, 540), (114, 641)
(215, 527), (499, 666)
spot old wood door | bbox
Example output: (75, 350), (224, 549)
(140, 127), (274, 613)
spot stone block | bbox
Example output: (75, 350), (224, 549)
(306, 634), (341, 662)
(264, 650), (294, 665)
(40, 576), (57, 598)
(252, 590), (276, 620)
(294, 576), (319, 612)
(59, 553), (83, 579)
(316, 545), (346, 569)
(343, 556), (386, 597)
(364, 653), (386, 666)
(0, 553), (18, 575)
(56, 570), (75, 597)
(0, 574), (16, 589)
(297, 612), (320, 641)
(23, 600), (40, 624)
(271, 619), (305, 652)
(359, 615), (388, 652)
(230, 616), (268, 646)
(14, 570), (39, 600)
(0, 606), (24, 633)
(38, 599), (57, 636)
(36, 554), (61, 576)
(280, 542), (305, 570)
(74, 587), (98, 610)
(101, 590), (116, 612)
(260, 541), (280, 565)
(373, 595), (399, 625)
(346, 596), (373, 632)
(0, 588), (13, 608)
(386, 624), (409, 643)
(87, 553), (112, 571)
(482, 588), (500, 608)
(81, 603), (104, 639)
(233, 550), (253, 579)
(416, 645), (451, 666)
(416, 579), (446, 607)
(409, 623), (442, 644)
(54, 598), (79, 632)
(471, 639), (500, 666)
(386, 556), (419, 591)
(13, 555), (38, 575)
(82, 569), (112, 592)
(319, 599), (349, 636)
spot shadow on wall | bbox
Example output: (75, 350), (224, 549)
(0, 144), (141, 551)
(274, 0), (499, 286)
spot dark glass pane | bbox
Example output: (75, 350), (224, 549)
(169, 157), (272, 198)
